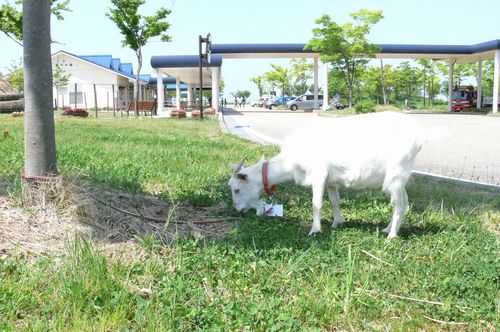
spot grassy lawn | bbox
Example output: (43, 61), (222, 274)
(0, 113), (498, 331)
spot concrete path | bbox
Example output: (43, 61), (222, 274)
(222, 107), (500, 187)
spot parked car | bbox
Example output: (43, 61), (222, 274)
(286, 94), (323, 111)
(482, 95), (500, 106)
(267, 96), (296, 109)
(262, 96), (275, 109)
(251, 98), (264, 107)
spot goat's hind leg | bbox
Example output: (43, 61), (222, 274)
(327, 186), (344, 228)
(383, 185), (408, 238)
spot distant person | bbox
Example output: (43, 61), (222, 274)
(242, 96), (246, 108)
(234, 97), (239, 108)
(224, 98), (227, 107)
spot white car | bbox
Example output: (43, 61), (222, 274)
(250, 98), (264, 107)
(286, 94), (323, 111)
(482, 96), (499, 106)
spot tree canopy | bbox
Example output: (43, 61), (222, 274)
(305, 9), (383, 107)
(0, 0), (70, 46)
(107, 0), (172, 115)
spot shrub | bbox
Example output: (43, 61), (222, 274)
(62, 107), (89, 117)
(354, 100), (376, 114)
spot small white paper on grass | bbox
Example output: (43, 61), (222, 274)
(264, 204), (283, 217)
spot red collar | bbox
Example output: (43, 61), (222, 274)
(262, 161), (277, 196)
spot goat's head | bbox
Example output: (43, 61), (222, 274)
(228, 157), (266, 215)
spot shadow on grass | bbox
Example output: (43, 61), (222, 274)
(220, 175), (499, 250)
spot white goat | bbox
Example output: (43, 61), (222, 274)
(229, 112), (447, 238)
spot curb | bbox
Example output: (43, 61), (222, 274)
(412, 171), (500, 192)
(221, 109), (282, 145)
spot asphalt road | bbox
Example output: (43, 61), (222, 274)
(223, 107), (500, 186)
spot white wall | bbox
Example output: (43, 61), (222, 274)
(52, 53), (132, 109)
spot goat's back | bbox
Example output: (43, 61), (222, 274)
(280, 112), (424, 188)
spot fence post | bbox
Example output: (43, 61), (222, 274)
(84, 92), (88, 110)
(112, 84), (116, 117)
(93, 84), (98, 118)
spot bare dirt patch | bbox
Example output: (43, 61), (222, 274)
(0, 178), (237, 258)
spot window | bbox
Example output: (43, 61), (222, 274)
(306, 95), (323, 100)
(69, 92), (83, 104)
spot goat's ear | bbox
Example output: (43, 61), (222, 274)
(236, 173), (248, 181)
(230, 163), (238, 171)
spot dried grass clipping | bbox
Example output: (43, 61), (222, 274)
(0, 177), (237, 258)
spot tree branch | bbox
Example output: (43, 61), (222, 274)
(3, 31), (23, 47)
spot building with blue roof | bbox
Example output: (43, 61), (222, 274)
(51, 50), (160, 110)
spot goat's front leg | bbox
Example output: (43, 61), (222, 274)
(327, 186), (344, 228)
(309, 174), (326, 235)
(382, 187), (408, 238)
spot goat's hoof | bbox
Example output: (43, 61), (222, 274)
(332, 222), (343, 229)
(308, 229), (321, 236)
(381, 226), (391, 234)
(386, 232), (398, 239)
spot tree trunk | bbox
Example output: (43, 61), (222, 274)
(134, 49), (143, 116)
(23, 0), (57, 176)
(0, 99), (24, 112)
(379, 59), (388, 106)
(430, 77), (434, 106)
(348, 86), (353, 108)
(422, 74), (426, 107)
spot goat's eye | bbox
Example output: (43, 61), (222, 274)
(234, 189), (240, 194)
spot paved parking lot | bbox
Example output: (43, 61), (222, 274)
(223, 108), (500, 186)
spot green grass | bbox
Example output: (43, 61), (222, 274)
(0, 114), (499, 331)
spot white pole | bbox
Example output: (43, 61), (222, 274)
(187, 83), (193, 108)
(175, 77), (181, 109)
(156, 69), (164, 114)
(493, 50), (500, 114)
(211, 67), (219, 112)
(476, 60), (482, 110)
(448, 59), (455, 112)
(218, 66), (222, 110)
(322, 61), (329, 110)
(313, 57), (319, 110)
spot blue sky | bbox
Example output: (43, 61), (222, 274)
(1, 0), (499, 99)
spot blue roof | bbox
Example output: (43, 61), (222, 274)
(80, 55), (113, 68)
(209, 40), (500, 57)
(111, 58), (121, 71)
(58, 51), (149, 82)
(211, 43), (316, 54)
(471, 39), (500, 53)
(120, 63), (134, 75)
(151, 54), (223, 68)
(149, 76), (177, 84)
(378, 44), (472, 55)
